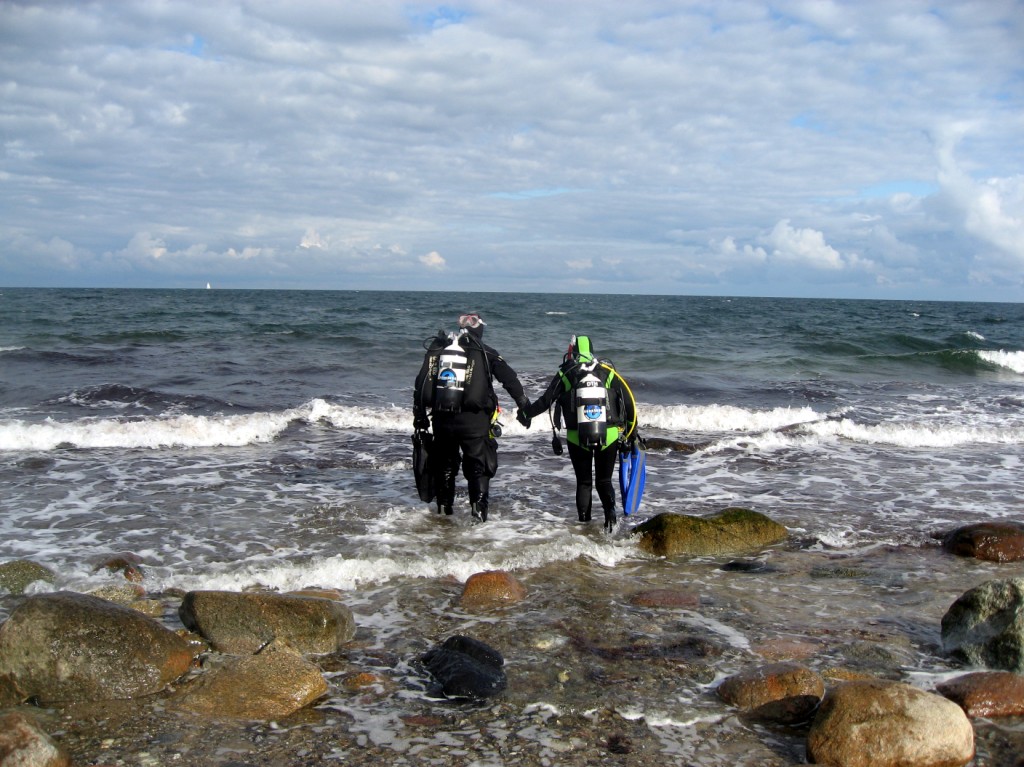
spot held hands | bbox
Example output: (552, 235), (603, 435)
(516, 409), (531, 429)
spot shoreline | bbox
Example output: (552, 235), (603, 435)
(4, 536), (1024, 766)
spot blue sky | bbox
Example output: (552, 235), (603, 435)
(1, 0), (1022, 300)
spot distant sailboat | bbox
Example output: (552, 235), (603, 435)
(206, 282), (212, 290)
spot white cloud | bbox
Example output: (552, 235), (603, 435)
(419, 251), (445, 269)
(0, 0), (1020, 299)
(300, 228), (325, 249)
(936, 123), (1024, 268)
(765, 220), (844, 270)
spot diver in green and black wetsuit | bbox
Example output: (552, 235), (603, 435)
(519, 335), (637, 531)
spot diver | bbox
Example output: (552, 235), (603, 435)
(518, 335), (637, 531)
(414, 312), (531, 522)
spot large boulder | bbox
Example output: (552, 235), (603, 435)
(0, 560), (56, 594)
(178, 590), (355, 655)
(937, 671), (1024, 718)
(0, 712), (71, 767)
(717, 661), (824, 724)
(942, 521), (1024, 562)
(172, 640), (328, 720)
(631, 508), (787, 557)
(806, 680), (974, 767)
(421, 635), (507, 700)
(0, 591), (194, 704)
(460, 571), (527, 608)
(941, 578), (1024, 671)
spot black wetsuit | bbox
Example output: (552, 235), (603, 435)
(524, 356), (635, 526)
(414, 327), (527, 519)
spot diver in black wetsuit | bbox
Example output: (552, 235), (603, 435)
(519, 335), (637, 531)
(413, 313), (531, 522)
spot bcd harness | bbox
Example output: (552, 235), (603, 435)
(433, 331), (470, 413)
(420, 329), (498, 420)
(549, 335), (638, 452)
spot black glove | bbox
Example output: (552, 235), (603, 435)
(516, 409), (531, 429)
(414, 413), (430, 431)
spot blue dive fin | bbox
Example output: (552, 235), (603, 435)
(618, 437), (647, 516)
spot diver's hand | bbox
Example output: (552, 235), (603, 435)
(516, 409), (531, 429)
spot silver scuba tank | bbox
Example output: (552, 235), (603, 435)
(434, 332), (468, 412)
(574, 369), (608, 448)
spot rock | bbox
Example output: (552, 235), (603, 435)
(0, 592), (194, 704)
(806, 679), (974, 767)
(178, 590), (356, 655)
(628, 588), (700, 609)
(0, 671), (24, 707)
(752, 638), (820, 661)
(717, 662), (824, 724)
(942, 521), (1024, 562)
(459, 571), (527, 608)
(941, 578), (1024, 671)
(0, 712), (71, 767)
(173, 640), (328, 720)
(93, 553), (145, 583)
(631, 508), (788, 557)
(0, 560), (56, 594)
(937, 671), (1024, 717)
(421, 635), (507, 699)
(642, 437), (704, 453)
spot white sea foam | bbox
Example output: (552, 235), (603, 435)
(642, 404), (821, 432)
(804, 417), (1024, 447)
(979, 349), (1024, 374)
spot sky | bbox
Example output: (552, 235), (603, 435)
(1, 1), (1022, 300)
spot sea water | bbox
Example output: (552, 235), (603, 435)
(1, 288), (1023, 765)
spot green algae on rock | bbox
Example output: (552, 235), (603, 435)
(630, 508), (787, 557)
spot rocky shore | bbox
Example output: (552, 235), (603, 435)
(2, 512), (1024, 767)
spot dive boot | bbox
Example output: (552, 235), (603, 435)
(603, 507), (617, 532)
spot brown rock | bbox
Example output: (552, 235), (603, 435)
(0, 672), (25, 707)
(629, 588), (700, 609)
(631, 508), (787, 557)
(752, 638), (820, 661)
(173, 641), (328, 720)
(0, 560), (56, 595)
(178, 590), (356, 655)
(942, 521), (1024, 562)
(0, 712), (71, 767)
(460, 570), (527, 608)
(717, 662), (824, 724)
(94, 553), (146, 582)
(341, 671), (387, 692)
(0, 592), (195, 704)
(937, 671), (1024, 718)
(806, 679), (974, 767)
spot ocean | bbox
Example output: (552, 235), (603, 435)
(2, 287), (1023, 765)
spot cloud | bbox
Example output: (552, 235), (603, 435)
(419, 251), (446, 269)
(936, 122), (1024, 269)
(300, 228), (326, 249)
(0, 0), (1021, 299)
(765, 220), (845, 270)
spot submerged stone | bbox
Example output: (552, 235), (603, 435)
(631, 508), (787, 557)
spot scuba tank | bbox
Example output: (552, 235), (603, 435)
(574, 365), (608, 449)
(433, 332), (468, 412)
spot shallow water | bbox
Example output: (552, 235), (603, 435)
(2, 289), (1024, 764)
